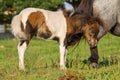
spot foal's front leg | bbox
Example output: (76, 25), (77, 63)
(59, 43), (67, 70)
(89, 46), (99, 68)
(17, 40), (29, 70)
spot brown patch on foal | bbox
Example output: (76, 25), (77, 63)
(27, 11), (52, 39)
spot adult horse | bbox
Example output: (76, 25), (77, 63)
(72, 0), (120, 68)
(11, 5), (103, 70)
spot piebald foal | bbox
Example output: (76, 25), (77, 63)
(11, 8), (99, 70)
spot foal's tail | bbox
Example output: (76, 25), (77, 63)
(11, 14), (27, 40)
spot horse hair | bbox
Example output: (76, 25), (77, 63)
(76, 0), (94, 17)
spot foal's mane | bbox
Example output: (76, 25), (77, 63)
(67, 0), (94, 46)
(68, 0), (108, 46)
(70, 0), (95, 28)
(72, 0), (108, 35)
(67, 0), (109, 47)
(76, 0), (108, 36)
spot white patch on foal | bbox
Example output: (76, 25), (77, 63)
(11, 8), (68, 70)
(18, 42), (27, 70)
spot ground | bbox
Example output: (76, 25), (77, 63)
(0, 33), (120, 80)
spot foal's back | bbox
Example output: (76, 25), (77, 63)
(13, 8), (68, 40)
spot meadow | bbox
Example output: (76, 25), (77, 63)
(0, 33), (120, 80)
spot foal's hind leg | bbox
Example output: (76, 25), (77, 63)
(59, 38), (67, 70)
(18, 40), (29, 70)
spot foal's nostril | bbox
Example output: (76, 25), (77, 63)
(90, 44), (97, 48)
(94, 43), (97, 47)
(89, 42), (97, 48)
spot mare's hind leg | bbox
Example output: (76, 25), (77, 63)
(89, 46), (99, 68)
(110, 23), (120, 36)
(18, 40), (29, 70)
(110, 14), (120, 36)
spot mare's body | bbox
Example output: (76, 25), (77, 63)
(73, 0), (120, 68)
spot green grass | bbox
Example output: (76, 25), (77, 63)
(0, 34), (120, 80)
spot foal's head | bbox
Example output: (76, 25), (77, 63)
(83, 20), (99, 48)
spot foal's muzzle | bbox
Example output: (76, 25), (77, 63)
(89, 40), (97, 48)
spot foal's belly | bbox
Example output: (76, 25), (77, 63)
(36, 28), (52, 39)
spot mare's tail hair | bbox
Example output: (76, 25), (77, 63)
(76, 0), (94, 16)
(11, 14), (27, 40)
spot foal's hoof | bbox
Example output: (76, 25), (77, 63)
(60, 65), (67, 70)
(90, 63), (99, 69)
(19, 66), (25, 71)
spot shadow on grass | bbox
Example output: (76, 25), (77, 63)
(99, 55), (119, 67)
(65, 55), (120, 69)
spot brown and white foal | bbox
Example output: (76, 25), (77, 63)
(11, 8), (99, 70)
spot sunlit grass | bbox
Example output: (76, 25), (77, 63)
(0, 34), (120, 80)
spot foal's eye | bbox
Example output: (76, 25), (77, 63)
(89, 32), (95, 37)
(89, 34), (93, 37)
